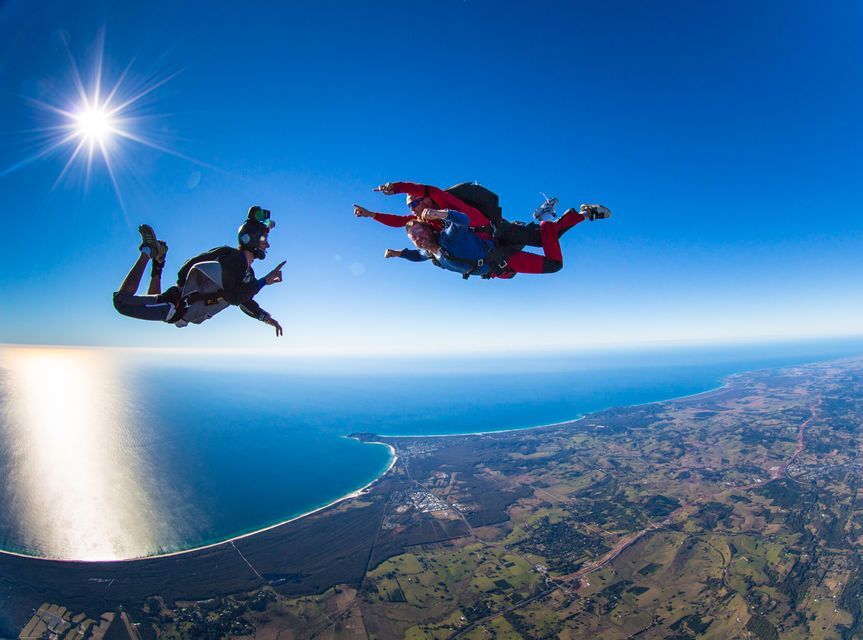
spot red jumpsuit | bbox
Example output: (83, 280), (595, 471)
(371, 182), (585, 277)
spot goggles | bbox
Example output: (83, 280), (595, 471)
(252, 207), (272, 222)
(407, 198), (424, 210)
(260, 218), (276, 230)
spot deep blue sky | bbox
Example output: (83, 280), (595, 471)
(0, 1), (861, 353)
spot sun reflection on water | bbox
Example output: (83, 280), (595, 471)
(0, 347), (168, 560)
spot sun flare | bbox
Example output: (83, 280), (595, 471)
(1, 34), (203, 214)
(73, 104), (116, 146)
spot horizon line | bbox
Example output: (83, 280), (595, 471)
(2, 331), (863, 358)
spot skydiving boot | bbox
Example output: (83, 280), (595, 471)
(579, 204), (612, 221)
(532, 194), (559, 222)
(150, 241), (168, 277)
(138, 224), (168, 272)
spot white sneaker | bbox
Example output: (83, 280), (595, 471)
(579, 204), (612, 221)
(533, 194), (559, 222)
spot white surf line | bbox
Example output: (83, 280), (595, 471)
(381, 417), (586, 439)
(0, 444), (399, 564)
(629, 382), (730, 407)
(230, 541), (264, 582)
(382, 382), (735, 440)
(386, 359), (850, 440)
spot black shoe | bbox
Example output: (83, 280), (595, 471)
(150, 241), (168, 276)
(579, 204), (612, 221)
(138, 225), (168, 265)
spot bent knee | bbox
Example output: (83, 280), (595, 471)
(113, 291), (136, 316)
(112, 291), (125, 312)
(542, 260), (562, 274)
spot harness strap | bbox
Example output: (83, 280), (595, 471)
(462, 249), (511, 279)
(183, 290), (225, 307)
(440, 218), (520, 280)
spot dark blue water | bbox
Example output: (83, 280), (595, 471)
(1, 337), (862, 558)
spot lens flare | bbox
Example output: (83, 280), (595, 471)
(73, 104), (116, 146)
(1, 33), (211, 217)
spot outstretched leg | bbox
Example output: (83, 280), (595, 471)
(556, 207), (587, 238)
(118, 252), (150, 295)
(505, 220), (564, 274)
(502, 205), (609, 274)
(503, 208), (587, 249)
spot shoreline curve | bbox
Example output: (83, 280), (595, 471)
(0, 365), (778, 564)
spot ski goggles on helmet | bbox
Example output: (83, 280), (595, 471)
(251, 207), (272, 222)
(407, 198), (425, 210)
(261, 218), (276, 230)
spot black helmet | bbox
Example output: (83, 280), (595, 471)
(238, 219), (271, 259)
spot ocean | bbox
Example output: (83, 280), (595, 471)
(0, 337), (861, 560)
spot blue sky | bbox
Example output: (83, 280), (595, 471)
(0, 1), (861, 354)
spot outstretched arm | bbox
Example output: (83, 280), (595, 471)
(386, 248), (432, 262)
(219, 254), (285, 336)
(354, 204), (414, 228)
(239, 300), (283, 336)
(385, 181), (491, 227)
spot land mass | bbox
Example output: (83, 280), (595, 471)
(3, 357), (863, 639)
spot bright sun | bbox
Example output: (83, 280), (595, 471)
(3, 35), (202, 213)
(73, 105), (115, 146)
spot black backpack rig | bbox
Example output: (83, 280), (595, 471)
(438, 182), (529, 279)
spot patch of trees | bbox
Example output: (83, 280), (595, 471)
(819, 507), (849, 547)
(745, 614), (779, 640)
(515, 516), (609, 573)
(699, 469), (726, 482)
(692, 502), (734, 529)
(503, 610), (560, 640)
(370, 517), (469, 568)
(739, 427), (767, 445)
(584, 405), (665, 435)
(643, 494), (681, 518)
(838, 565), (863, 640)
(638, 563), (662, 576)
(463, 599), (494, 623)
(758, 479), (815, 509)
(777, 555), (817, 611)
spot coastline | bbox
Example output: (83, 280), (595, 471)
(380, 417), (586, 439)
(0, 374), (744, 563)
(0, 442), (398, 564)
(0, 355), (842, 564)
(378, 379), (736, 439)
